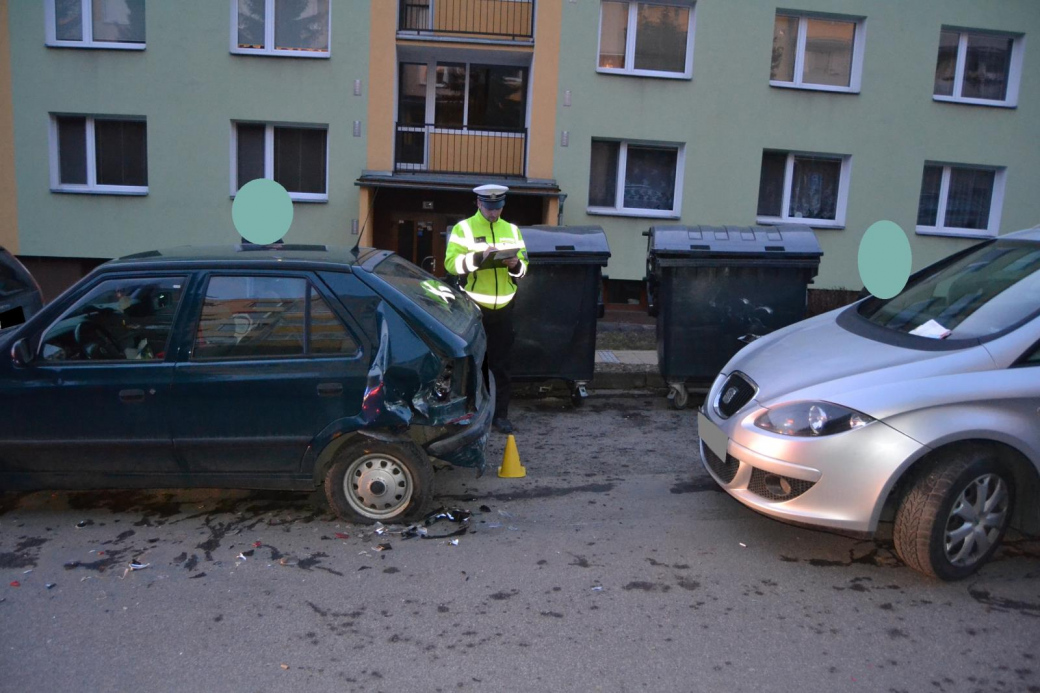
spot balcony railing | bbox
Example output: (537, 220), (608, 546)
(398, 0), (535, 41)
(395, 123), (527, 177)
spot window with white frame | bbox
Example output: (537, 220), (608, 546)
(598, 1), (695, 78)
(233, 0), (330, 57)
(916, 163), (1005, 237)
(50, 115), (148, 194)
(587, 139), (684, 217)
(770, 12), (864, 92)
(46, 0), (146, 49)
(757, 150), (850, 227)
(933, 28), (1023, 107)
(233, 123), (328, 201)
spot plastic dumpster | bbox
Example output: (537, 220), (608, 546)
(645, 224), (822, 409)
(511, 225), (611, 405)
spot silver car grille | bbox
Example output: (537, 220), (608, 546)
(714, 372), (757, 419)
(703, 444), (740, 483)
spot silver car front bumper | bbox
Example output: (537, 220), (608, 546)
(698, 407), (924, 534)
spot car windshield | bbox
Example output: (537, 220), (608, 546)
(371, 255), (480, 336)
(857, 239), (1040, 339)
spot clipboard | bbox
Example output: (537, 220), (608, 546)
(492, 247), (519, 261)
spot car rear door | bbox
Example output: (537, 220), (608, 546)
(169, 271), (369, 481)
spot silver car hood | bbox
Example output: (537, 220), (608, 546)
(726, 307), (997, 411)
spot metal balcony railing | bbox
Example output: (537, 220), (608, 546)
(395, 123), (527, 177)
(398, 0), (535, 41)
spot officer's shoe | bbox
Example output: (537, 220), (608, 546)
(492, 417), (514, 434)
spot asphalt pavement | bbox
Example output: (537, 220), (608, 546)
(1, 394), (1039, 693)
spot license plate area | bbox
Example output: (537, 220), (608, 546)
(697, 411), (728, 462)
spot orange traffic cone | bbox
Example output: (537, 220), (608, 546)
(498, 434), (526, 478)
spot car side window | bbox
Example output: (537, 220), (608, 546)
(193, 276), (357, 360)
(38, 277), (186, 362)
(1022, 342), (1040, 366)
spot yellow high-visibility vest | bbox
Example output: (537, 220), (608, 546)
(444, 211), (529, 309)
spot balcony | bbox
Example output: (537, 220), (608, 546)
(395, 123), (527, 177)
(398, 0), (535, 42)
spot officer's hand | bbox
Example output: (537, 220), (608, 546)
(504, 257), (519, 270)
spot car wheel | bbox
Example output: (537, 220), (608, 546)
(324, 440), (433, 524)
(894, 450), (1013, 580)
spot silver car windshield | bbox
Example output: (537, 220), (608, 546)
(857, 241), (1040, 339)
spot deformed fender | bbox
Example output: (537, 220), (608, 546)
(360, 302), (442, 429)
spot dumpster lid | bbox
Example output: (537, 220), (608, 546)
(520, 225), (612, 264)
(648, 224), (822, 258)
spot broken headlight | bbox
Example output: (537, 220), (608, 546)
(754, 401), (875, 437)
(432, 359), (454, 401)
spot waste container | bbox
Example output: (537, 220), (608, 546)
(511, 226), (611, 405)
(646, 224), (822, 409)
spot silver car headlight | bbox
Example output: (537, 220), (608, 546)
(754, 401), (875, 437)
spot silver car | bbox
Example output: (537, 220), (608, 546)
(698, 226), (1040, 580)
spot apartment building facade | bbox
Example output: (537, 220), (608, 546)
(3, 0), (1039, 304)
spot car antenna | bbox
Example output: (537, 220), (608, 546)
(352, 188), (379, 254)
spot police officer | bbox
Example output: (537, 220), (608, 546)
(445, 184), (528, 434)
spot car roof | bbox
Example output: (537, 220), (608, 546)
(103, 244), (383, 271)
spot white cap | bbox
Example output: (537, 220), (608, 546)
(474, 184), (509, 208)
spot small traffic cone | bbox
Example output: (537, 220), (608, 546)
(498, 435), (526, 478)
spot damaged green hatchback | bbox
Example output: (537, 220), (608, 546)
(0, 245), (493, 523)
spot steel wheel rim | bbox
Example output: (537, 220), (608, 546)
(343, 453), (414, 520)
(944, 473), (1009, 567)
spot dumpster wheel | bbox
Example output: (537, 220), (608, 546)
(668, 382), (689, 410)
(570, 382), (588, 407)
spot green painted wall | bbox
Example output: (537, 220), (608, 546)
(9, 1), (370, 259)
(554, 0), (1040, 289)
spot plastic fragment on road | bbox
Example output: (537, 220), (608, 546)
(592, 586), (603, 591)
(278, 557), (299, 567)
(45, 583), (56, 590)
(9, 581), (19, 587)
(129, 561), (150, 570)
(335, 533), (350, 540)
(375, 543), (392, 552)
(449, 539), (459, 546)
(739, 543), (747, 548)
(237, 553), (248, 561)
(253, 541), (262, 548)
(280, 664), (289, 670)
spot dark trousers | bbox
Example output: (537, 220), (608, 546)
(480, 301), (514, 420)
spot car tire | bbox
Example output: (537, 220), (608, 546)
(893, 449), (1014, 580)
(324, 440), (433, 524)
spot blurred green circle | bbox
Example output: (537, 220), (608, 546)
(232, 179), (293, 245)
(858, 220), (912, 299)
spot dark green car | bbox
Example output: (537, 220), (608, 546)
(0, 244), (493, 523)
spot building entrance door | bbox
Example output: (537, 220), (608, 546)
(393, 213), (449, 276)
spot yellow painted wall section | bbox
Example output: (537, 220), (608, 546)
(527, 0), (561, 180)
(429, 131), (524, 175)
(0, 1), (19, 253)
(368, 3), (397, 172)
(432, 0), (534, 37)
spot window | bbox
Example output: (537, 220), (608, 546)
(756, 150), (850, 227)
(587, 139), (684, 217)
(232, 123), (328, 201)
(916, 163), (1005, 237)
(50, 115), (148, 194)
(194, 276), (358, 360)
(598, 1), (695, 78)
(933, 29), (1023, 107)
(39, 277), (185, 362)
(233, 0), (330, 57)
(770, 12), (865, 92)
(424, 63), (528, 130)
(46, 0), (146, 49)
